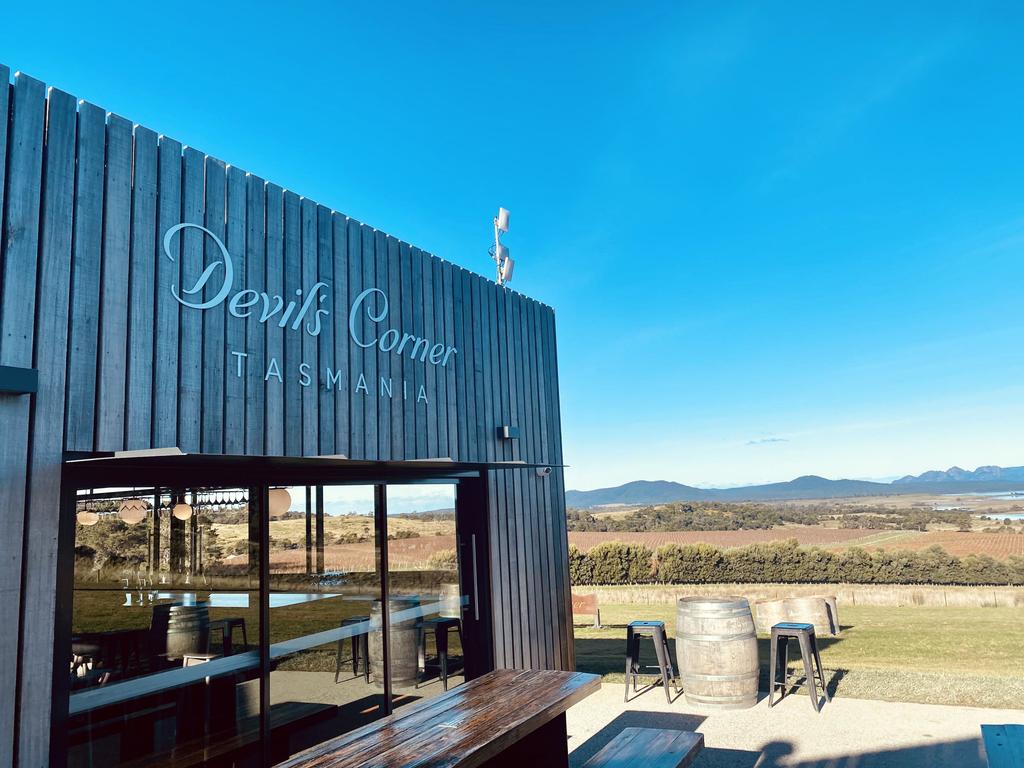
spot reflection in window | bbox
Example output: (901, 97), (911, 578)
(68, 487), (260, 767)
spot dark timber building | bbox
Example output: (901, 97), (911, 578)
(0, 65), (572, 767)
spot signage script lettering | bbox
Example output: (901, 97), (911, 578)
(162, 223), (456, 403)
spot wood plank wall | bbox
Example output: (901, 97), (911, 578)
(0, 66), (572, 767)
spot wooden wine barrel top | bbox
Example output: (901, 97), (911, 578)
(279, 669), (601, 768)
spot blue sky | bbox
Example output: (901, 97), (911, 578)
(5, 2), (1023, 490)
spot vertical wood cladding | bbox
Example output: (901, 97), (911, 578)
(0, 65), (571, 766)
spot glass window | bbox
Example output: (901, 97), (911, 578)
(67, 486), (261, 767)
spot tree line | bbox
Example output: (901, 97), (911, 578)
(568, 539), (1024, 586)
(567, 502), (977, 533)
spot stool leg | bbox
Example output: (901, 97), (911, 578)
(334, 634), (344, 684)
(768, 634), (778, 707)
(437, 626), (450, 692)
(351, 633), (359, 675)
(662, 631), (680, 694)
(362, 633), (370, 684)
(812, 635), (831, 703)
(240, 621), (248, 651)
(624, 627), (634, 702)
(782, 636), (790, 697)
(797, 633), (820, 713)
(651, 629), (672, 703)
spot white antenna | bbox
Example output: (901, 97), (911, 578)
(491, 207), (513, 286)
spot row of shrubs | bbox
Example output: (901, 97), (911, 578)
(568, 539), (1024, 586)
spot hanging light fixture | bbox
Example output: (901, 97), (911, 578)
(172, 493), (194, 521)
(118, 497), (147, 525)
(76, 508), (99, 526)
(268, 487), (292, 518)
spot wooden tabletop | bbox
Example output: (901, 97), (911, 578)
(278, 669), (602, 768)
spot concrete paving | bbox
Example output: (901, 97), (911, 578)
(566, 682), (1024, 767)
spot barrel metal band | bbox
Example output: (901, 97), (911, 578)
(682, 669), (760, 683)
(679, 632), (755, 642)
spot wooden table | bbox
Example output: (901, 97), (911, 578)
(279, 669), (601, 768)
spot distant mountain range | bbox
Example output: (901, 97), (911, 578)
(566, 466), (1024, 508)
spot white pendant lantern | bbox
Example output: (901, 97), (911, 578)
(172, 502), (194, 521)
(76, 510), (99, 526)
(118, 498), (147, 525)
(268, 487), (292, 519)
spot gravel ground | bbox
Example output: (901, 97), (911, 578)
(566, 682), (1024, 767)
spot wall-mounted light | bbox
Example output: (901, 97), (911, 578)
(497, 426), (520, 440)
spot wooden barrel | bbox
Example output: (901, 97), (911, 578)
(814, 595), (840, 634)
(165, 604), (210, 660)
(676, 597), (759, 709)
(785, 597), (832, 636)
(753, 599), (789, 634)
(369, 597), (420, 688)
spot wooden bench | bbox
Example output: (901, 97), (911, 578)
(572, 593), (602, 628)
(982, 724), (1024, 768)
(583, 727), (704, 768)
(280, 669), (601, 768)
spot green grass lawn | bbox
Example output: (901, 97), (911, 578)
(575, 601), (1024, 709)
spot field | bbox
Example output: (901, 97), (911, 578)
(573, 587), (1024, 709)
(213, 515), (457, 571)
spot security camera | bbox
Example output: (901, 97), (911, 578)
(495, 207), (510, 233)
(536, 466), (553, 478)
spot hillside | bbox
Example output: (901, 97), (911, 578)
(567, 465), (1024, 508)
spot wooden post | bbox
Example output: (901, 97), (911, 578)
(316, 486), (325, 574)
(305, 485), (313, 575)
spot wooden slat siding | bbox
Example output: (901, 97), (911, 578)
(477, 278), (494, 462)
(454, 268), (468, 459)
(152, 135), (182, 448)
(18, 85), (76, 768)
(316, 205), (335, 457)
(374, 229), (390, 461)
(524, 296), (548, 671)
(487, 282), (513, 667)
(444, 261), (460, 460)
(387, 236), (402, 458)
(511, 294), (537, 668)
(94, 113), (132, 451)
(223, 165), (247, 455)
(432, 258), (448, 457)
(65, 104), (104, 451)
(124, 125), (158, 449)
(0, 70), (44, 768)
(398, 241), (415, 458)
(330, 213), (349, 458)
(545, 305), (573, 668)
(300, 197), (318, 457)
(516, 294), (540, 667)
(282, 191), (302, 456)
(244, 174), (267, 455)
(535, 301), (558, 668)
(360, 224), (377, 460)
(177, 147), (205, 452)
(263, 183), (285, 455)
(533, 299), (559, 668)
(502, 290), (528, 668)
(463, 270), (480, 461)
(496, 285), (522, 667)
(200, 157), (227, 454)
(346, 219), (364, 459)
(409, 247), (426, 457)
(419, 248), (435, 457)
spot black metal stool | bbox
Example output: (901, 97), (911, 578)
(335, 615), (370, 684)
(209, 617), (248, 655)
(769, 622), (831, 712)
(624, 620), (680, 703)
(418, 617), (463, 691)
